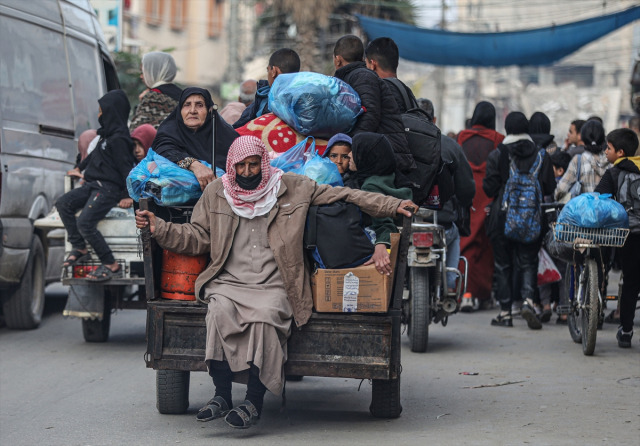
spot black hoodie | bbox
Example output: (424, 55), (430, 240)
(77, 90), (134, 190)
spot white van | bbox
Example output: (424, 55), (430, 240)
(0, 0), (120, 329)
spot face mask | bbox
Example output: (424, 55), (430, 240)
(236, 171), (262, 190)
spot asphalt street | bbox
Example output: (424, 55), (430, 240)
(1, 283), (638, 446)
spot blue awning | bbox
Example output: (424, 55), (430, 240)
(357, 7), (640, 67)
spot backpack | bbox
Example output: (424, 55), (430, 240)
(303, 201), (374, 269)
(501, 149), (545, 243)
(383, 77), (453, 208)
(568, 154), (583, 199)
(617, 170), (640, 234)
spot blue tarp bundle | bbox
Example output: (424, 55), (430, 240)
(357, 7), (640, 67)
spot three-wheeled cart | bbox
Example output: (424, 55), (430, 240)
(141, 198), (412, 418)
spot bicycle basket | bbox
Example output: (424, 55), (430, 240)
(552, 223), (629, 248)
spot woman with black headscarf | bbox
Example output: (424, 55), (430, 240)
(347, 133), (412, 275)
(529, 111), (557, 153)
(58, 90), (134, 281)
(153, 87), (239, 190)
(455, 101), (505, 308)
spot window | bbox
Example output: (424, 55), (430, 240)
(146, 0), (163, 26)
(553, 65), (594, 88)
(67, 38), (103, 135)
(171, 0), (188, 32)
(209, 0), (224, 38)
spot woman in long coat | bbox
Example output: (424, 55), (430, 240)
(136, 135), (416, 429)
(456, 102), (504, 308)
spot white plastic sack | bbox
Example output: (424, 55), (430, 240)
(537, 248), (561, 286)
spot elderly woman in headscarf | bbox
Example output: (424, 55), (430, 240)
(346, 133), (413, 274)
(456, 101), (505, 309)
(529, 111), (557, 154)
(135, 135), (417, 429)
(152, 87), (239, 190)
(130, 52), (182, 130)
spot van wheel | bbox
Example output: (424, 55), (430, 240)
(3, 235), (45, 329)
(82, 296), (111, 342)
(157, 370), (190, 414)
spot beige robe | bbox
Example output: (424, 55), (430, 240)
(203, 214), (292, 395)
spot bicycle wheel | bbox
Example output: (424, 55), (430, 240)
(566, 264), (582, 343)
(581, 258), (599, 356)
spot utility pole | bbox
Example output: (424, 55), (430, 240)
(435, 0), (446, 126)
(228, 0), (241, 83)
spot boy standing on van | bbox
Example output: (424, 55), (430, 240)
(58, 90), (134, 281)
(595, 128), (640, 348)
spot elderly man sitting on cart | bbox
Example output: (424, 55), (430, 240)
(136, 135), (416, 429)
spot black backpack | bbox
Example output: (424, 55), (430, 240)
(384, 78), (454, 208)
(304, 201), (374, 269)
(617, 170), (640, 234)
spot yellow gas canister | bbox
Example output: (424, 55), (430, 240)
(160, 250), (208, 301)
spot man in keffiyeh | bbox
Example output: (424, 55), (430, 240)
(136, 135), (417, 429)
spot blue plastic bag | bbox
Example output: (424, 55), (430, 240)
(127, 148), (213, 206)
(268, 72), (363, 139)
(558, 192), (629, 229)
(270, 138), (308, 173)
(292, 138), (343, 187)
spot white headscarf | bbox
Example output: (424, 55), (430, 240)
(142, 52), (177, 89)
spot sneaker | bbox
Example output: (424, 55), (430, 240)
(491, 314), (513, 327)
(556, 316), (568, 325)
(480, 298), (495, 311)
(616, 327), (633, 348)
(460, 293), (475, 313)
(511, 300), (523, 316)
(540, 309), (553, 323)
(521, 303), (543, 330)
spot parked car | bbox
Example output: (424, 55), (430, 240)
(0, 0), (120, 329)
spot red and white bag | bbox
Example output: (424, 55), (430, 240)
(537, 248), (561, 286)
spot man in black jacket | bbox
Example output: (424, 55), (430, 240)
(58, 90), (134, 281)
(483, 112), (556, 329)
(364, 37), (417, 114)
(333, 35), (414, 173)
(232, 48), (300, 129)
(417, 99), (476, 292)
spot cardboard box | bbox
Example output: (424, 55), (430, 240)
(311, 234), (400, 313)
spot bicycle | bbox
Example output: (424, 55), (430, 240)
(553, 223), (629, 356)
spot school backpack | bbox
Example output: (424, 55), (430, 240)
(501, 149), (545, 243)
(617, 170), (640, 234)
(383, 78), (454, 208)
(303, 201), (374, 269)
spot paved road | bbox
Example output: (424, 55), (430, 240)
(1, 285), (638, 446)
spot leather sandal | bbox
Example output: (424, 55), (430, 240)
(63, 249), (90, 267)
(225, 400), (260, 429)
(86, 264), (122, 282)
(197, 396), (230, 422)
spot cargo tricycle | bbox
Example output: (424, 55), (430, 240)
(140, 197), (412, 418)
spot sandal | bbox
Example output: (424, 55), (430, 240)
(86, 264), (122, 282)
(63, 249), (90, 267)
(604, 310), (620, 325)
(197, 396), (230, 422)
(224, 400), (260, 429)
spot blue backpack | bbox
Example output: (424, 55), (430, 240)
(501, 149), (545, 243)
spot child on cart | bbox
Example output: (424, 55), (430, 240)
(594, 128), (640, 348)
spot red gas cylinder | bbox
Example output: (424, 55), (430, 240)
(160, 250), (208, 301)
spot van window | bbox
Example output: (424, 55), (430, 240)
(102, 56), (121, 92)
(67, 38), (103, 135)
(0, 16), (74, 130)
(60, 1), (95, 36)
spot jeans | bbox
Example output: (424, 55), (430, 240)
(445, 223), (460, 290)
(619, 234), (640, 332)
(56, 181), (120, 265)
(491, 234), (540, 312)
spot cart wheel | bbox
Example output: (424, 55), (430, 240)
(370, 378), (402, 418)
(82, 293), (111, 343)
(409, 268), (429, 353)
(156, 370), (190, 414)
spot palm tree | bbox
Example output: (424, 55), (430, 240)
(259, 0), (416, 73)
